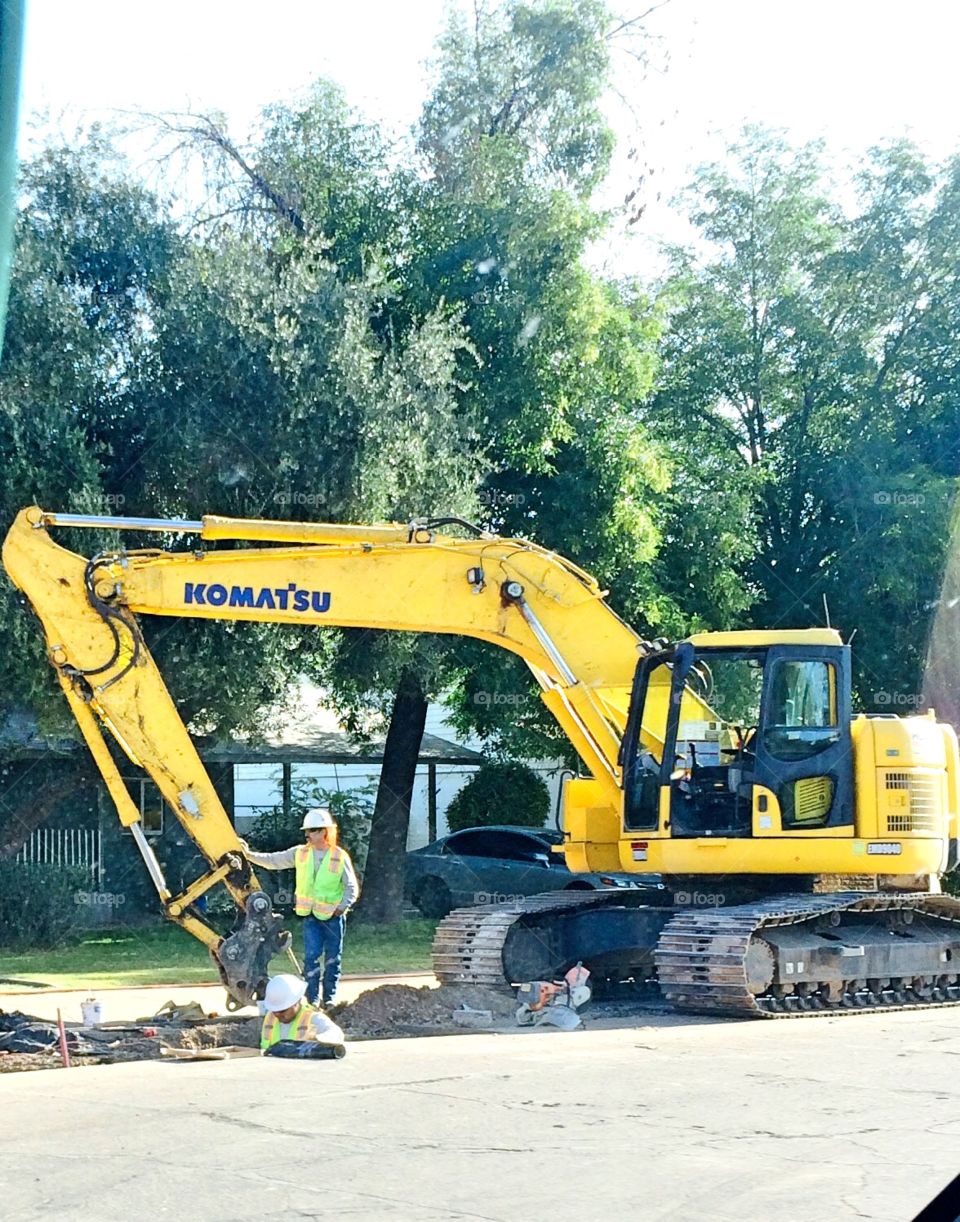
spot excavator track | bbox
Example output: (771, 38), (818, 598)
(433, 891), (622, 988)
(434, 890), (960, 1020)
(655, 893), (960, 1018)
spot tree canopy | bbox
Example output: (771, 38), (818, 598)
(649, 128), (960, 705)
(1, 5), (958, 912)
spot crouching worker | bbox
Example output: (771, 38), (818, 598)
(260, 973), (346, 1060)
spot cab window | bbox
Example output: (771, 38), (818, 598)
(764, 660), (840, 762)
(769, 660), (836, 727)
(624, 661), (671, 829)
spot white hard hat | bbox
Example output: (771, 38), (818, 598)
(301, 807), (335, 830)
(264, 974), (307, 1011)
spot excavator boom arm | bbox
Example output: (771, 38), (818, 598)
(2, 507), (650, 1003)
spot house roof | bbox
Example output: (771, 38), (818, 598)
(0, 710), (484, 766)
(201, 728), (483, 766)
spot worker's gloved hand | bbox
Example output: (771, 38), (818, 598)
(237, 838), (251, 854)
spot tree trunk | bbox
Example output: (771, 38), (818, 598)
(358, 670), (428, 924)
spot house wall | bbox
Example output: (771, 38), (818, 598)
(233, 759), (489, 847)
(231, 705), (569, 849)
(418, 704), (569, 842)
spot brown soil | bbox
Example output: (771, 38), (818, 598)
(0, 986), (521, 1071)
(0, 1034), (163, 1073)
(337, 983), (517, 1038)
(0, 1013), (261, 1073)
(176, 1017), (261, 1050)
(0, 1050), (67, 1073)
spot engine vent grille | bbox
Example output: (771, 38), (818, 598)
(884, 771), (940, 834)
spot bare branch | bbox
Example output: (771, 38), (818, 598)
(183, 203), (275, 237)
(606, 2), (672, 42)
(147, 111), (307, 235)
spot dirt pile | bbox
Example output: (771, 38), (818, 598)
(0, 1050), (67, 1073)
(175, 1016), (260, 1051)
(338, 983), (516, 1037)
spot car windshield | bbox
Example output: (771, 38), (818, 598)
(445, 829), (556, 859)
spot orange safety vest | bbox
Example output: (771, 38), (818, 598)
(294, 843), (346, 919)
(260, 1002), (317, 1050)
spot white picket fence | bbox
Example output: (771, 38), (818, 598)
(14, 826), (103, 884)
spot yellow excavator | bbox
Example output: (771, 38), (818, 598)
(4, 506), (960, 1016)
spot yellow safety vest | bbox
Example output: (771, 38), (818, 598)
(294, 844), (346, 919)
(260, 1002), (317, 1050)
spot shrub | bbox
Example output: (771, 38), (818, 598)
(0, 862), (90, 949)
(445, 761), (550, 833)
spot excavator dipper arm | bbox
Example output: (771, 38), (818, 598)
(2, 508), (650, 1005)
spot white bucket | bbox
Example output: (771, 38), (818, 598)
(81, 997), (102, 1026)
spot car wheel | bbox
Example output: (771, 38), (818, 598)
(414, 876), (454, 919)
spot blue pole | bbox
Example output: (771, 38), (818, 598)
(0, 0), (25, 362)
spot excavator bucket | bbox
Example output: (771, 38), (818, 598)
(214, 892), (290, 1010)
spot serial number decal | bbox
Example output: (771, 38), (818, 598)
(866, 842), (902, 856)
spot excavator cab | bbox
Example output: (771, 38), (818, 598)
(623, 632), (855, 841)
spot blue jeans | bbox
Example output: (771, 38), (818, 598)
(302, 913), (345, 1005)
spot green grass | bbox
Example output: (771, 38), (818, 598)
(0, 917), (438, 992)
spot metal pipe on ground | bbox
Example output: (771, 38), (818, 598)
(263, 1040), (346, 1060)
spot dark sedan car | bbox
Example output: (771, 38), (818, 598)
(405, 824), (651, 918)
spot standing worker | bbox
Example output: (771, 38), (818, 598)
(242, 808), (359, 1007)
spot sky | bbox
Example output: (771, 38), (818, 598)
(16, 0), (960, 272)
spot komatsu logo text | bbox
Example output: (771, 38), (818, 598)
(183, 582), (331, 613)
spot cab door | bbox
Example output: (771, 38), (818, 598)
(751, 646), (854, 830)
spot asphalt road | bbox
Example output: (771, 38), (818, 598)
(1, 1005), (958, 1221)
